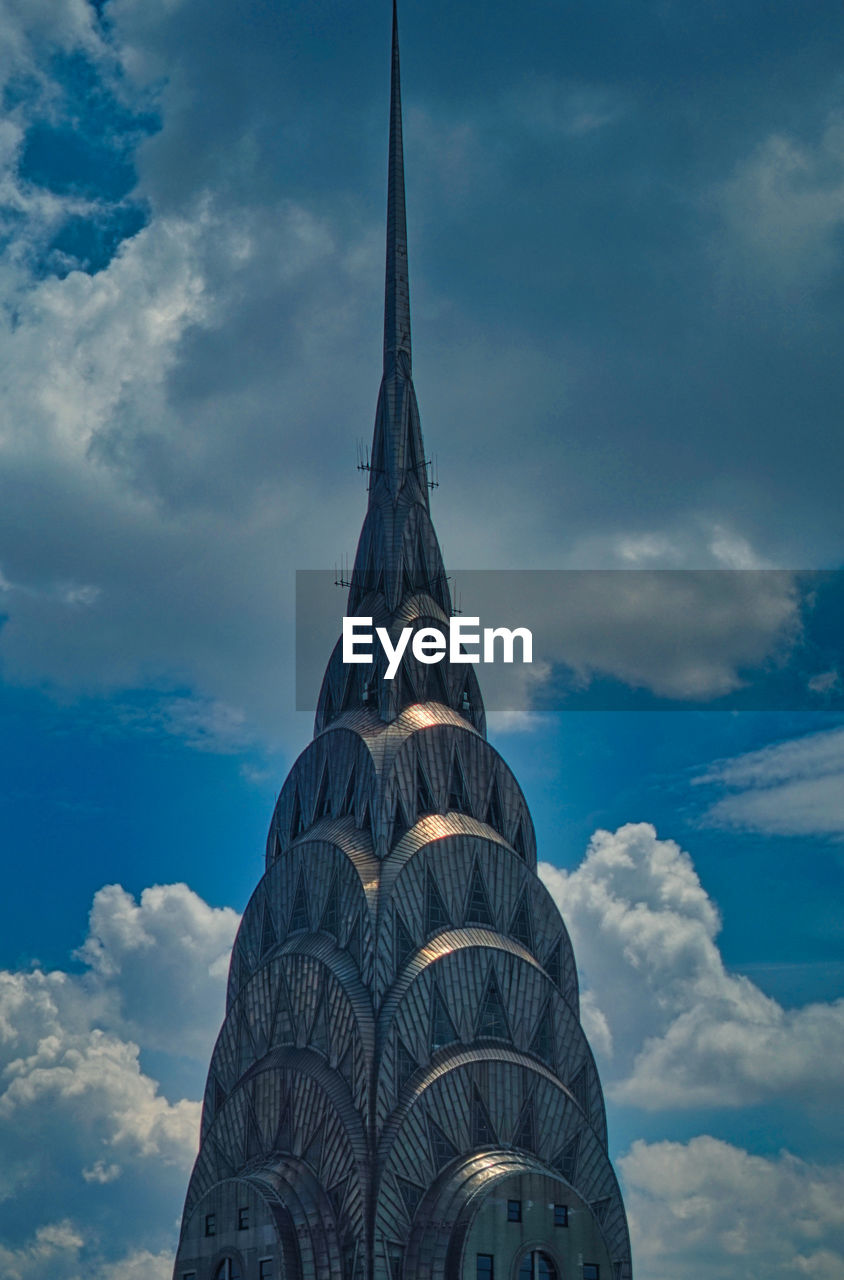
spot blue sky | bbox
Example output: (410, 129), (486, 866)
(1, 1), (843, 1276)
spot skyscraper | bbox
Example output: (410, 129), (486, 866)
(173, 7), (632, 1279)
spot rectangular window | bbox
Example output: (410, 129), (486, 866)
(507, 1199), (522, 1223)
(259, 1261), (274, 1280)
(554, 1204), (568, 1227)
(477, 1255), (494, 1280)
(182, 1273), (197, 1280)
(387, 1244), (405, 1280)
(238, 1206), (249, 1230)
(583, 1267), (599, 1280)
(204, 1214), (216, 1237)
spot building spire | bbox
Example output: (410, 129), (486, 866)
(384, 0), (411, 374)
(315, 0), (486, 731)
(367, 0), (427, 508)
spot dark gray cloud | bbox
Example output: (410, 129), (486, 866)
(0, 0), (842, 747)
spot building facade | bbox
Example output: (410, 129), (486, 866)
(173, 8), (632, 1280)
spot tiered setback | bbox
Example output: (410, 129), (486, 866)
(175, 687), (631, 1280)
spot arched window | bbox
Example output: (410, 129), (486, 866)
(517, 1252), (558, 1280)
(214, 1260), (242, 1280)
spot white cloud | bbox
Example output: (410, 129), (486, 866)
(0, 965), (200, 1204)
(0, 881), (238, 1269)
(0, 1220), (84, 1280)
(0, 0), (105, 87)
(715, 114), (844, 296)
(0, 189), (369, 748)
(621, 1136), (844, 1280)
(697, 726), (844, 836)
(540, 823), (844, 1108)
(0, 1224), (173, 1280)
(78, 881), (239, 1056)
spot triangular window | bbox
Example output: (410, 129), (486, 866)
(396, 1176), (424, 1221)
(400, 664), (416, 708)
(244, 1112), (262, 1161)
(323, 684), (334, 722)
(237, 1012), (254, 1074)
(425, 869), (450, 934)
(513, 1094), (536, 1150)
(416, 528), (431, 592)
(210, 1134), (235, 1178)
(513, 816), (527, 859)
(347, 911), (362, 970)
(276, 1099), (293, 1153)
(509, 889), (533, 949)
(430, 984), (459, 1052)
(428, 1116), (458, 1169)
(395, 1035), (417, 1091)
(303, 1120), (323, 1173)
(448, 749), (471, 814)
(327, 1176), (349, 1219)
(290, 787), (305, 841)
(591, 1197), (611, 1227)
(269, 971), (293, 1047)
(406, 419), (421, 481)
(213, 1076), (227, 1115)
(309, 989), (329, 1055)
(320, 872), (340, 937)
(485, 775), (504, 831)
(340, 668), (356, 713)
(260, 903), (277, 958)
(229, 945), (248, 997)
(476, 969), (510, 1040)
(416, 760), (436, 815)
(314, 763), (332, 821)
(339, 764), (356, 817)
(464, 860), (494, 928)
(471, 1084), (496, 1146)
(394, 908), (415, 968)
(545, 937), (562, 988)
(530, 1000), (555, 1068)
(553, 1132), (581, 1183)
(570, 1064), (589, 1115)
(392, 793), (411, 846)
(337, 1042), (354, 1090)
(402, 561), (415, 599)
(288, 867), (310, 933)
(360, 799), (373, 842)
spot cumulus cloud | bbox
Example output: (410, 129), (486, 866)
(0, 881), (238, 1270)
(78, 881), (239, 1056)
(621, 1136), (844, 1280)
(540, 822), (844, 1107)
(696, 726), (844, 837)
(0, 1225), (172, 1280)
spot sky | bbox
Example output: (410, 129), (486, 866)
(1, 0), (843, 1276)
